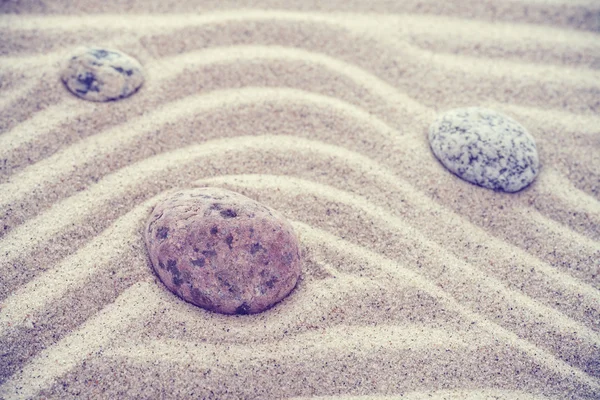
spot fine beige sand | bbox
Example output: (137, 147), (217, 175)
(1, 1), (599, 399)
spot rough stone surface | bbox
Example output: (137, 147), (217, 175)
(61, 46), (145, 102)
(144, 187), (302, 315)
(428, 107), (540, 192)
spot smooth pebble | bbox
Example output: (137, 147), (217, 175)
(61, 46), (145, 102)
(144, 187), (302, 315)
(428, 107), (539, 192)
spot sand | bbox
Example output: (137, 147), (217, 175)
(0, 1), (599, 399)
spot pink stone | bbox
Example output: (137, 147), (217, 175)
(144, 187), (302, 314)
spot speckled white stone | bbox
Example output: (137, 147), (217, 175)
(429, 107), (539, 192)
(61, 47), (145, 102)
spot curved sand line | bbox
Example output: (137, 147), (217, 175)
(3, 233), (452, 380)
(1, 44), (595, 238)
(107, 325), (490, 364)
(12, 167), (593, 382)
(195, 175), (600, 343)
(3, 250), (454, 368)
(293, 222), (600, 393)
(3, 11), (598, 71)
(0, 100), (92, 155)
(517, 206), (600, 254)
(6, 42), (595, 193)
(386, 15), (600, 69)
(0, 281), (161, 400)
(524, 170), (600, 241)
(2, 39), (596, 159)
(0, 44), (428, 170)
(3, 0), (598, 31)
(484, 102), (600, 137)
(1, 9), (597, 45)
(0, 52), (68, 70)
(1, 78), (594, 259)
(0, 197), (156, 337)
(0, 38), (152, 135)
(2, 43), (596, 207)
(0, 87), (402, 222)
(2, 136), (597, 325)
(1, 178), (414, 339)
(2, 139), (597, 357)
(1, 12), (598, 89)
(153, 272), (450, 345)
(0, 79), (41, 112)
(523, 172), (600, 239)
(2, 223), (598, 399)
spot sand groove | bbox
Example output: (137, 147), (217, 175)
(193, 176), (600, 370)
(1, 137), (596, 324)
(1, 3), (599, 399)
(0, 85), (594, 280)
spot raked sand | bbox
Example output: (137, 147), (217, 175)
(0, 1), (599, 399)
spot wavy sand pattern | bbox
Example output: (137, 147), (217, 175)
(0, 1), (599, 399)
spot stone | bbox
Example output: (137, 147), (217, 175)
(428, 107), (539, 192)
(144, 187), (302, 315)
(61, 47), (145, 102)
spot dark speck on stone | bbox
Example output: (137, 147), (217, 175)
(250, 243), (264, 255)
(173, 275), (183, 287)
(202, 250), (217, 257)
(76, 72), (99, 93)
(265, 277), (278, 289)
(92, 49), (109, 58)
(166, 261), (182, 286)
(156, 227), (169, 239)
(111, 66), (134, 76)
(191, 258), (205, 267)
(235, 303), (251, 315)
(220, 209), (237, 218)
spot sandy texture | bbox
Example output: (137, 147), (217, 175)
(0, 1), (599, 399)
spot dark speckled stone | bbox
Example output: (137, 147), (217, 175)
(145, 187), (302, 315)
(61, 46), (145, 102)
(428, 107), (540, 192)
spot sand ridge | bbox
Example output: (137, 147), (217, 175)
(0, 1), (599, 399)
